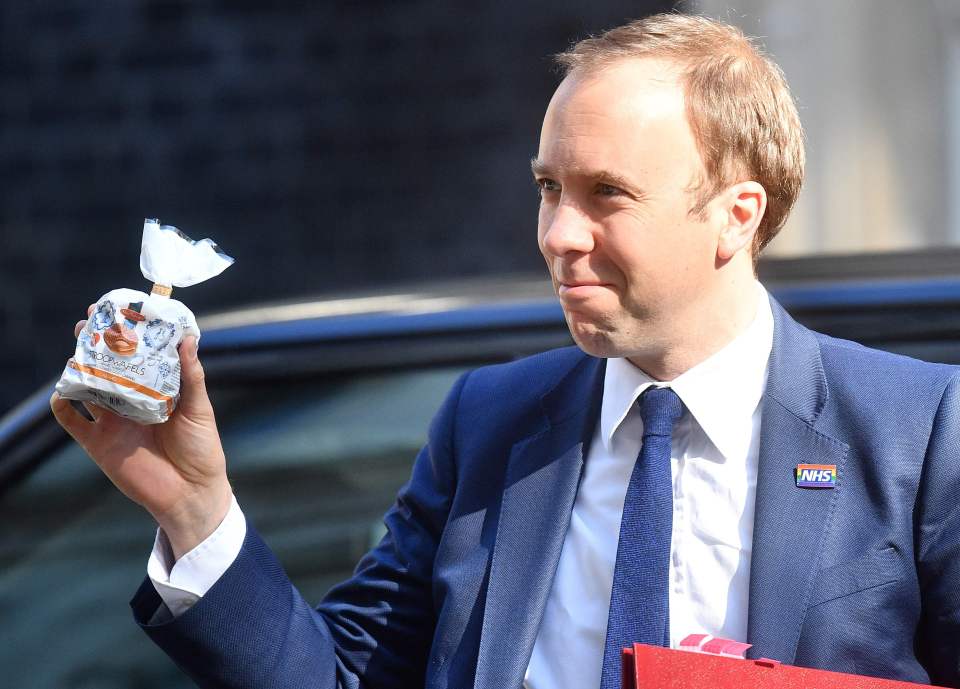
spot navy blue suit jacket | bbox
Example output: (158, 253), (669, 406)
(132, 297), (960, 688)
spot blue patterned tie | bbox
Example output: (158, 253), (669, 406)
(599, 386), (684, 689)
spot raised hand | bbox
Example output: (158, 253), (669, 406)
(51, 305), (232, 560)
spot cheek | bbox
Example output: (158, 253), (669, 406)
(599, 230), (649, 280)
(537, 207), (554, 254)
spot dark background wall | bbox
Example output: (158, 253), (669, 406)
(0, 0), (677, 416)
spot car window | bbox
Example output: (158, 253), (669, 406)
(0, 365), (467, 688)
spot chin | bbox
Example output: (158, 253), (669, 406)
(566, 319), (623, 359)
(565, 310), (661, 362)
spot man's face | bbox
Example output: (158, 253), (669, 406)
(535, 58), (724, 365)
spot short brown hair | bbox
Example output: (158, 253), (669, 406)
(555, 13), (805, 255)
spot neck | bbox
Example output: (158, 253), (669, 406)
(627, 270), (761, 381)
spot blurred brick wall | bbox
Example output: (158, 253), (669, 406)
(0, 0), (676, 414)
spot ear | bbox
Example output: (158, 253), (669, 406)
(717, 181), (767, 261)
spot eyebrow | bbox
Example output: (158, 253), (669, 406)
(530, 158), (552, 179)
(530, 157), (646, 198)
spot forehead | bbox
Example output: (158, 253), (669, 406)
(537, 58), (702, 185)
(553, 58), (686, 120)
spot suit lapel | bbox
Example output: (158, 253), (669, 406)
(747, 298), (849, 661)
(473, 355), (605, 689)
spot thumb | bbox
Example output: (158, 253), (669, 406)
(176, 336), (213, 418)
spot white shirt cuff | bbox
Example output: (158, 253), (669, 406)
(147, 494), (247, 618)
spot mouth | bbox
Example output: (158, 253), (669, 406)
(558, 282), (613, 297)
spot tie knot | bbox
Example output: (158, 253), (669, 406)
(638, 386), (684, 438)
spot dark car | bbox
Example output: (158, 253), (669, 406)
(3, 253), (960, 688)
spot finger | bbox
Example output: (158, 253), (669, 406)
(177, 336), (213, 418)
(74, 319), (87, 338)
(82, 401), (105, 422)
(50, 392), (94, 440)
(87, 303), (96, 317)
(71, 400), (96, 422)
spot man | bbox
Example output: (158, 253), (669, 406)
(51, 13), (960, 689)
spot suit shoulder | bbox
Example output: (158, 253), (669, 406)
(460, 346), (590, 404)
(813, 330), (959, 391)
(441, 346), (599, 468)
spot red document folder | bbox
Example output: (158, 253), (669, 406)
(622, 642), (948, 689)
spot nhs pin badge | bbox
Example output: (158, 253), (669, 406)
(796, 464), (837, 488)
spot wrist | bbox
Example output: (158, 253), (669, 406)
(155, 479), (234, 561)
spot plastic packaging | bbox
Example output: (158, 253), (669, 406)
(55, 219), (233, 424)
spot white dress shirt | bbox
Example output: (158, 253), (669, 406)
(150, 285), (774, 689)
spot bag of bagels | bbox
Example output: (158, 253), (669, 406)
(55, 219), (233, 424)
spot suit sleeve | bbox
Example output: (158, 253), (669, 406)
(131, 371), (470, 689)
(914, 372), (960, 687)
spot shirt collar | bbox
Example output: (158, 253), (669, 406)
(599, 282), (774, 462)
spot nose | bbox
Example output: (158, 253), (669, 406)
(539, 202), (596, 257)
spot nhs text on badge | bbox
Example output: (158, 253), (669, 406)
(795, 464), (837, 488)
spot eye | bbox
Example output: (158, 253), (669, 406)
(596, 183), (622, 197)
(536, 178), (561, 195)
